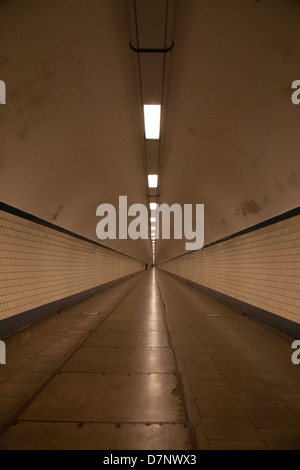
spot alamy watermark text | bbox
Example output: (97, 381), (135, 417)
(96, 196), (204, 250)
(0, 80), (6, 104)
(0, 340), (6, 364)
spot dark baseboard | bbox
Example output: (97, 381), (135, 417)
(159, 269), (300, 339)
(0, 271), (142, 339)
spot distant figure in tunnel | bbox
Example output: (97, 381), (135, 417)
(145, 263), (148, 270)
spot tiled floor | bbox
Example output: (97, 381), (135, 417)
(0, 268), (299, 450)
(157, 269), (300, 450)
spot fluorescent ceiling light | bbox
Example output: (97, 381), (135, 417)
(150, 203), (157, 210)
(144, 105), (161, 139)
(150, 217), (156, 222)
(148, 174), (158, 188)
(151, 226), (156, 231)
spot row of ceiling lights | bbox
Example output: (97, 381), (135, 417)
(143, 104), (161, 262)
(128, 0), (176, 264)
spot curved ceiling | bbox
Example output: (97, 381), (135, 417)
(0, 0), (299, 264)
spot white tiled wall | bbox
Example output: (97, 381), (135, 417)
(0, 210), (144, 322)
(160, 215), (300, 325)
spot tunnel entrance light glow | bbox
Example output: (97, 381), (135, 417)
(96, 196), (204, 250)
(144, 105), (161, 139)
(148, 174), (158, 188)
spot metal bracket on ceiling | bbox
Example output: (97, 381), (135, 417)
(129, 41), (174, 54)
(146, 193), (160, 198)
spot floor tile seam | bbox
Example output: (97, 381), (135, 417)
(195, 395), (300, 420)
(155, 271), (205, 450)
(206, 438), (268, 445)
(255, 426), (300, 443)
(57, 371), (177, 375)
(79, 346), (171, 349)
(199, 418), (270, 445)
(0, 273), (147, 439)
(14, 419), (188, 425)
(242, 418), (300, 430)
(190, 382), (299, 397)
(96, 329), (166, 332)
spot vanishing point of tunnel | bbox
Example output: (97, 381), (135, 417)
(0, 0), (300, 453)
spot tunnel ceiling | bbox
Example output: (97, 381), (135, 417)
(0, 0), (299, 264)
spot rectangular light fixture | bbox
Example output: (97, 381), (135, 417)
(148, 174), (158, 188)
(150, 217), (156, 222)
(143, 105), (161, 139)
(150, 203), (157, 210)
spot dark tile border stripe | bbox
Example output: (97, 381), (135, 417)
(160, 206), (300, 263)
(0, 201), (143, 263)
(0, 271), (143, 339)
